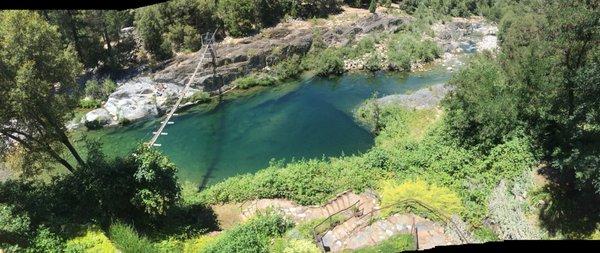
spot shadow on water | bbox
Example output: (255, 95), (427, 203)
(197, 95), (227, 191)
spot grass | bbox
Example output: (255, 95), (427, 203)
(349, 234), (416, 253)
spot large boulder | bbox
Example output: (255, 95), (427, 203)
(82, 108), (112, 129)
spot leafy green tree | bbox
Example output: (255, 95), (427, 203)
(129, 146), (181, 217)
(499, 1), (599, 192)
(134, 6), (173, 61)
(217, 0), (259, 37)
(0, 11), (85, 172)
(443, 53), (519, 150)
(369, 0), (378, 13)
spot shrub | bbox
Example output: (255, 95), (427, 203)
(233, 73), (279, 89)
(353, 234), (415, 253)
(273, 54), (302, 80)
(202, 211), (292, 253)
(29, 226), (65, 253)
(130, 146), (181, 217)
(270, 238), (320, 253)
(64, 229), (116, 253)
(109, 222), (157, 253)
(0, 203), (31, 246)
(84, 80), (102, 99)
(217, 0), (259, 37)
(387, 33), (440, 70)
(303, 47), (344, 77)
(200, 157), (384, 206)
(182, 234), (219, 253)
(442, 54), (519, 149)
(79, 98), (102, 109)
(378, 179), (463, 218)
(101, 79), (117, 98)
(487, 170), (544, 240)
(183, 91), (211, 104)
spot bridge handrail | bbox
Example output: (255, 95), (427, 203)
(313, 197), (470, 252)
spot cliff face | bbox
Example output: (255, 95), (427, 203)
(84, 11), (409, 127)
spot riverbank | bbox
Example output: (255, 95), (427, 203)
(77, 6), (497, 129)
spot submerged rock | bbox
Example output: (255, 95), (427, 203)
(376, 84), (453, 109)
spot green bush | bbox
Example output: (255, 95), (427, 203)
(109, 222), (157, 253)
(273, 54), (302, 80)
(232, 73), (279, 89)
(303, 47), (344, 77)
(442, 53), (519, 149)
(84, 80), (102, 99)
(202, 211), (292, 253)
(183, 91), (211, 104)
(29, 226), (65, 253)
(64, 229), (116, 253)
(79, 98), (102, 109)
(353, 234), (415, 253)
(0, 203), (31, 246)
(200, 157), (384, 206)
(378, 179), (464, 218)
(387, 33), (440, 70)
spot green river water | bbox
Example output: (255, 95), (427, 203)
(85, 67), (451, 187)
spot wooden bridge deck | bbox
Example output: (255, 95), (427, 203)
(147, 31), (216, 147)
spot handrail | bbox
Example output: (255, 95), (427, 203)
(147, 28), (218, 147)
(312, 199), (361, 252)
(313, 197), (470, 252)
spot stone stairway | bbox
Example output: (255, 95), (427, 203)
(240, 190), (379, 223)
(321, 213), (458, 252)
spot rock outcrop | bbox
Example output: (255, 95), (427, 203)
(84, 12), (409, 127)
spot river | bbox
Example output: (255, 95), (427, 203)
(83, 66), (451, 187)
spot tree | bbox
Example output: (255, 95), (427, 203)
(134, 6), (173, 61)
(369, 0), (377, 13)
(443, 53), (520, 150)
(217, 0), (259, 37)
(0, 11), (84, 173)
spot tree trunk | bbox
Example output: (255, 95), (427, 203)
(66, 10), (85, 64)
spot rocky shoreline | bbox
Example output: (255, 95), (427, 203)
(81, 9), (498, 129)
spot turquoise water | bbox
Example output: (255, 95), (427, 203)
(86, 67), (450, 186)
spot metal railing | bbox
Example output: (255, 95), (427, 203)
(313, 197), (470, 252)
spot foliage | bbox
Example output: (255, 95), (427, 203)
(0, 203), (31, 246)
(217, 0), (259, 37)
(443, 53), (518, 150)
(134, 6), (173, 61)
(352, 234), (415, 253)
(378, 179), (463, 218)
(29, 226), (65, 253)
(270, 238), (320, 253)
(130, 146), (181, 218)
(182, 234), (219, 253)
(386, 33), (440, 70)
(272, 54), (302, 80)
(397, 0), (482, 17)
(232, 73), (279, 89)
(369, 0), (377, 13)
(109, 222), (157, 253)
(64, 229), (117, 253)
(79, 98), (102, 109)
(0, 10), (85, 173)
(167, 23), (202, 52)
(303, 47), (344, 77)
(487, 171), (544, 240)
(202, 211), (292, 253)
(200, 157), (384, 206)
